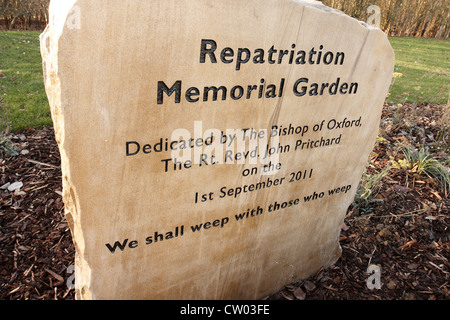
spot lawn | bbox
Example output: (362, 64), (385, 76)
(0, 31), (51, 132)
(388, 37), (449, 105)
(0, 31), (449, 132)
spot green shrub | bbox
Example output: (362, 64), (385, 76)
(390, 145), (449, 196)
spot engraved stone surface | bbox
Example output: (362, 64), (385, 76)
(41, 0), (394, 300)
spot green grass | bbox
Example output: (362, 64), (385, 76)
(390, 145), (449, 196)
(0, 32), (449, 132)
(0, 31), (51, 132)
(388, 37), (449, 105)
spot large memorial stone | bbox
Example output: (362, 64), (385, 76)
(41, 0), (394, 300)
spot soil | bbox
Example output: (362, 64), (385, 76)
(0, 103), (448, 300)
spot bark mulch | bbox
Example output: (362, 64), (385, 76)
(0, 104), (448, 300)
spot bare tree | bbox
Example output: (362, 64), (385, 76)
(322, 0), (449, 38)
(0, 0), (448, 37)
(0, 0), (49, 30)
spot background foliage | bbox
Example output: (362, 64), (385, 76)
(322, 0), (449, 38)
(0, 0), (449, 38)
(0, 0), (49, 30)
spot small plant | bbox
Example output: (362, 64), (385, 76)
(353, 166), (391, 212)
(375, 135), (388, 147)
(0, 136), (19, 157)
(390, 145), (449, 196)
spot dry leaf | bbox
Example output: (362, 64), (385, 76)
(294, 287), (306, 300)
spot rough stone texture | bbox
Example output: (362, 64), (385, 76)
(40, 0), (394, 300)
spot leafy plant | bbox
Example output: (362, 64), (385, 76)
(353, 166), (391, 212)
(0, 136), (19, 156)
(375, 135), (387, 147)
(390, 145), (449, 196)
